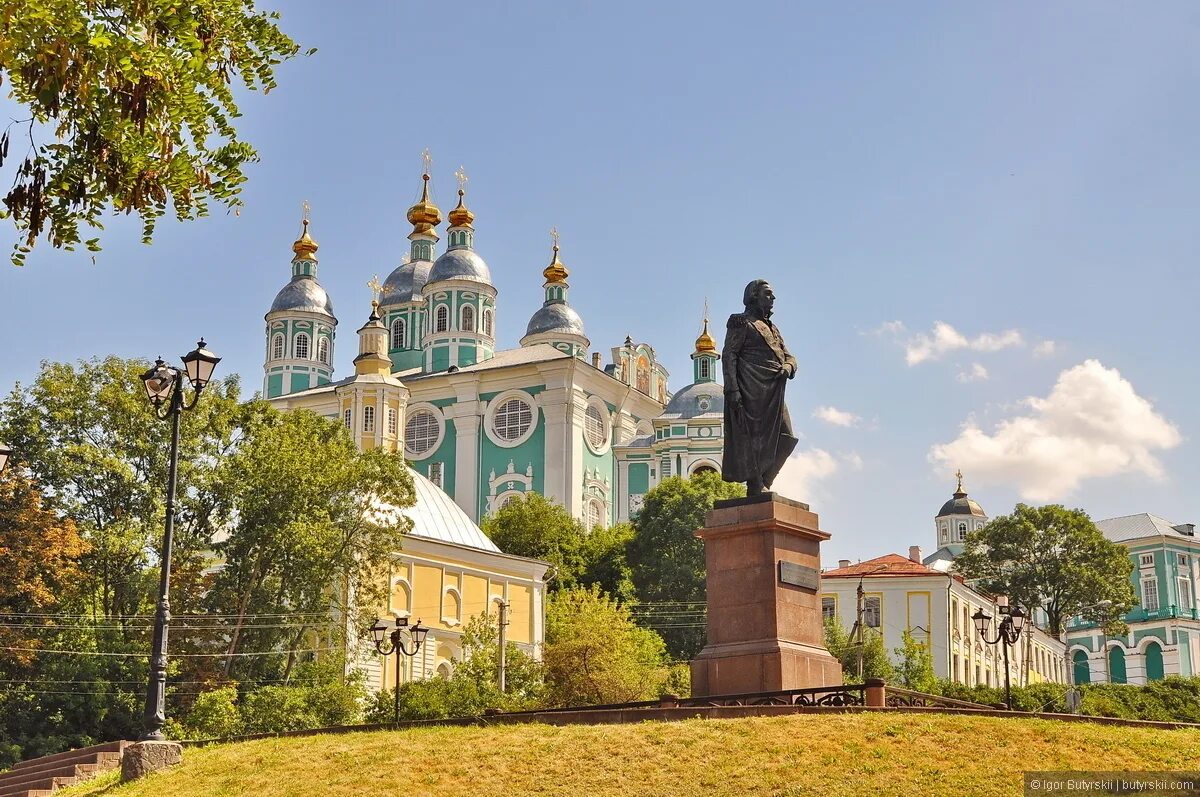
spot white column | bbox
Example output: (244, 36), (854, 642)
(564, 388), (587, 517)
(450, 405), (480, 521)
(538, 388), (570, 509)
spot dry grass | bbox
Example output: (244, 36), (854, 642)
(60, 713), (1200, 797)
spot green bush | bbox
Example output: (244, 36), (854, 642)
(930, 676), (1200, 723)
(182, 687), (242, 739)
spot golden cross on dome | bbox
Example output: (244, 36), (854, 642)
(550, 226), (560, 251)
(955, 469), (964, 491)
(301, 199), (311, 224)
(421, 148), (432, 176)
(702, 297), (710, 325)
(455, 166), (469, 193)
(367, 274), (383, 304)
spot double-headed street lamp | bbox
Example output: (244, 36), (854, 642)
(138, 340), (221, 741)
(370, 616), (430, 724)
(972, 601), (1027, 711)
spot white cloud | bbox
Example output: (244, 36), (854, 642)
(1033, 340), (1058, 358)
(904, 322), (1023, 365)
(813, 405), (861, 427)
(929, 360), (1181, 501)
(956, 363), (989, 383)
(871, 320), (907, 336)
(773, 449), (839, 499)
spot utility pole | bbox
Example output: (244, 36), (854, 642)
(853, 579), (866, 680)
(497, 600), (510, 693)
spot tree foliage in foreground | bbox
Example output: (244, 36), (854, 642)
(0, 0), (307, 264)
(824, 618), (894, 685)
(542, 586), (668, 707)
(953, 504), (1135, 636)
(626, 472), (745, 660)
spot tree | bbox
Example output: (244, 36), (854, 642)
(0, 469), (89, 667)
(542, 586), (668, 707)
(481, 493), (587, 591)
(954, 504), (1136, 636)
(454, 611), (543, 705)
(0, 0), (307, 265)
(824, 618), (894, 684)
(206, 408), (415, 680)
(626, 472), (745, 659)
(894, 630), (936, 693)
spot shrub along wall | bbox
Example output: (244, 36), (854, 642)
(934, 676), (1200, 723)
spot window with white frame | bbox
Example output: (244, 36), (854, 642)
(387, 407), (397, 435)
(821, 596), (836, 622)
(405, 409), (441, 457)
(491, 396), (534, 444)
(584, 400), (609, 453)
(1140, 553), (1155, 568)
(428, 461), (443, 488)
(864, 596), (881, 628)
(586, 499), (604, 532)
(958, 522), (967, 541)
(483, 309), (493, 337)
(1178, 553), (1190, 567)
(698, 359), (710, 380)
(343, 409), (351, 429)
(1179, 578), (1193, 613)
(435, 305), (449, 333)
(294, 332), (309, 360)
(460, 305), (476, 333)
(1143, 578), (1160, 612)
(272, 333), (284, 360)
(362, 406), (375, 433)
(318, 337), (329, 365)
(391, 318), (406, 349)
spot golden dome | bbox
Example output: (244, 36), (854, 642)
(543, 240), (568, 284)
(695, 317), (717, 353)
(448, 188), (475, 228)
(406, 173), (442, 235)
(292, 218), (319, 261)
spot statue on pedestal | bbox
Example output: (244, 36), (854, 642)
(721, 279), (798, 496)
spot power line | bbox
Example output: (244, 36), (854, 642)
(0, 646), (345, 658)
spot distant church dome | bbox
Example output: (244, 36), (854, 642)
(525, 302), (585, 338)
(382, 260), (432, 304)
(937, 472), (986, 517)
(662, 382), (724, 419)
(428, 248), (492, 284)
(270, 276), (335, 316)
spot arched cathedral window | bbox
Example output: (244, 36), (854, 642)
(294, 333), (309, 360)
(435, 305), (449, 333)
(363, 406), (375, 433)
(318, 337), (329, 365)
(391, 318), (406, 349)
(958, 522), (967, 541)
(483, 309), (493, 337)
(272, 334), (284, 360)
(698, 359), (710, 379)
(461, 305), (476, 333)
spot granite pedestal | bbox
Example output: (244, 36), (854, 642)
(690, 494), (843, 696)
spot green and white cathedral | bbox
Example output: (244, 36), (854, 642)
(264, 166), (725, 529)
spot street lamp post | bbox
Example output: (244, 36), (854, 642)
(972, 602), (1027, 711)
(370, 616), (430, 724)
(138, 340), (221, 741)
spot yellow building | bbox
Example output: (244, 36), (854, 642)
(360, 467), (549, 691)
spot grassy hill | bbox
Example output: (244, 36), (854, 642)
(61, 713), (1200, 797)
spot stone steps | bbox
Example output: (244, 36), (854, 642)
(0, 741), (129, 797)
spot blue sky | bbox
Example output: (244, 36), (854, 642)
(3, 2), (1199, 564)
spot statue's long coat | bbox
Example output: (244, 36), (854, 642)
(721, 313), (799, 487)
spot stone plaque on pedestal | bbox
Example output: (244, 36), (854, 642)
(690, 493), (843, 696)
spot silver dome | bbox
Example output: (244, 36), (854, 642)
(428, 248), (492, 285)
(937, 493), (986, 518)
(525, 302), (586, 338)
(269, 276), (335, 317)
(662, 382), (724, 419)
(382, 260), (431, 304)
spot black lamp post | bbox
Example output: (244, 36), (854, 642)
(138, 339), (220, 741)
(370, 616), (430, 724)
(0, 442), (11, 472)
(972, 602), (1027, 711)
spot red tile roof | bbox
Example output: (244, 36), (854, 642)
(822, 553), (940, 578)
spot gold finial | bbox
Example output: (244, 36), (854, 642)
(543, 226), (568, 284)
(407, 151), (442, 235)
(292, 200), (319, 260)
(694, 300), (717, 353)
(955, 469), (964, 493)
(367, 274), (383, 304)
(448, 165), (475, 228)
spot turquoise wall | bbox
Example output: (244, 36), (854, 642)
(628, 463), (649, 495)
(477, 387), (545, 519)
(267, 373), (283, 398)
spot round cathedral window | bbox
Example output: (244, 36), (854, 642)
(584, 402), (609, 453)
(405, 410), (441, 457)
(492, 397), (534, 442)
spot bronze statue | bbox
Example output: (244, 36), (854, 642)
(722, 279), (798, 496)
